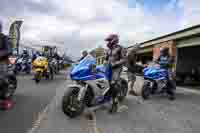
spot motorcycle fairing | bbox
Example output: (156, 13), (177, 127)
(70, 55), (112, 81)
(143, 66), (168, 80)
(84, 78), (110, 97)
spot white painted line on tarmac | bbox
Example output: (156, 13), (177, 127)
(28, 104), (49, 133)
(27, 81), (68, 133)
(27, 95), (56, 133)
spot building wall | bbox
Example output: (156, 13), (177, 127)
(153, 40), (177, 60)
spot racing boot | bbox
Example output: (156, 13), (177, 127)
(109, 97), (118, 113)
(167, 80), (176, 101)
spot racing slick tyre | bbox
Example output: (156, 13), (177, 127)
(34, 72), (41, 84)
(118, 78), (128, 102)
(0, 75), (17, 99)
(62, 87), (85, 118)
(142, 81), (151, 100)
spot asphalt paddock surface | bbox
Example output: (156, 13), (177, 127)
(33, 86), (200, 133)
(0, 71), (68, 133)
(1, 71), (200, 133)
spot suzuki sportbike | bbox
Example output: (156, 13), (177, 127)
(32, 56), (52, 83)
(62, 55), (128, 118)
(141, 65), (170, 100)
(14, 57), (31, 74)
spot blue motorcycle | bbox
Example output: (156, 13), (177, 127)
(62, 55), (128, 118)
(14, 57), (32, 74)
(141, 65), (169, 100)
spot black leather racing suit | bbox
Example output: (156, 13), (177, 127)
(105, 44), (126, 103)
(0, 33), (11, 73)
(156, 54), (176, 97)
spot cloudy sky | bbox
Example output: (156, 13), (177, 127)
(0, 0), (200, 58)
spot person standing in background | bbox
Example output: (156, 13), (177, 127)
(0, 21), (12, 73)
(155, 47), (176, 100)
(79, 50), (88, 62)
(126, 47), (146, 98)
(127, 48), (137, 95)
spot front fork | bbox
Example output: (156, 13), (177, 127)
(77, 84), (88, 101)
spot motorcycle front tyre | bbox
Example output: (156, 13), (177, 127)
(118, 78), (128, 102)
(26, 69), (31, 74)
(50, 68), (54, 80)
(62, 87), (85, 118)
(0, 75), (17, 99)
(34, 72), (41, 83)
(141, 81), (151, 100)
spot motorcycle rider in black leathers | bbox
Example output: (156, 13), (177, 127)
(32, 51), (40, 62)
(0, 22), (12, 73)
(155, 47), (176, 100)
(21, 48), (30, 60)
(0, 22), (16, 100)
(18, 48), (30, 70)
(104, 34), (127, 113)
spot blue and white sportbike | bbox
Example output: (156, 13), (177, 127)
(142, 65), (170, 100)
(62, 55), (128, 118)
(14, 57), (32, 74)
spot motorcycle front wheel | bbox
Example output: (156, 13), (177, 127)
(62, 87), (85, 118)
(26, 67), (31, 74)
(34, 72), (41, 83)
(141, 81), (151, 100)
(0, 75), (17, 99)
(49, 68), (54, 80)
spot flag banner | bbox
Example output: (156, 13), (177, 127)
(9, 20), (23, 55)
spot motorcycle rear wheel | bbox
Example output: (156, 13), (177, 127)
(118, 78), (128, 102)
(142, 81), (151, 100)
(62, 87), (85, 118)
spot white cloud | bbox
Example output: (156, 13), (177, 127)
(178, 0), (200, 27)
(22, 15), (80, 41)
(1, 0), (200, 58)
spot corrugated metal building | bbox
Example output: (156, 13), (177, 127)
(128, 24), (200, 82)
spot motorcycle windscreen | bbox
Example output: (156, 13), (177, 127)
(70, 55), (96, 80)
(70, 55), (111, 81)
